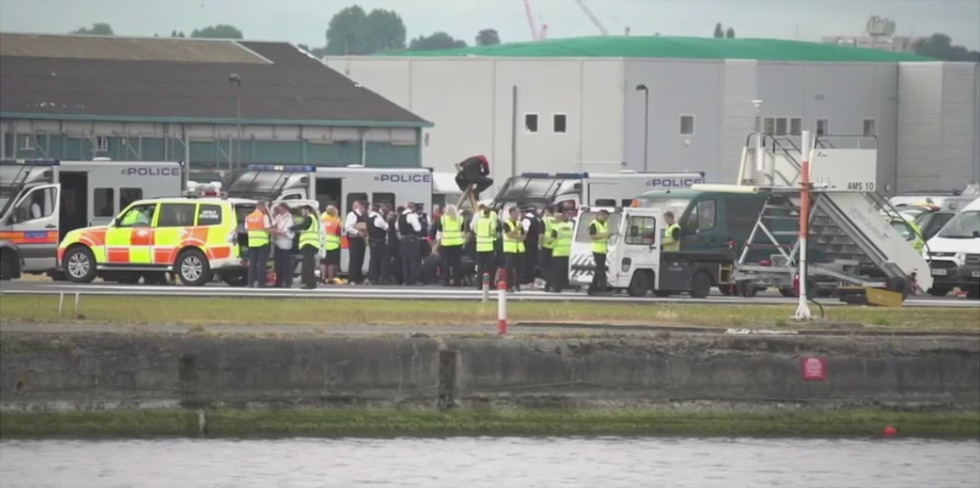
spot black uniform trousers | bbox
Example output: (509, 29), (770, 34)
(475, 251), (497, 289)
(504, 251), (522, 291)
(440, 245), (463, 286)
(589, 252), (607, 293)
(347, 236), (366, 284)
(400, 236), (421, 285)
(300, 245), (318, 288)
(539, 247), (553, 286)
(368, 238), (390, 283)
(247, 244), (270, 288)
(550, 254), (569, 292)
(273, 246), (293, 287)
(523, 246), (539, 284)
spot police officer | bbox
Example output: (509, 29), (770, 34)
(344, 200), (369, 284)
(502, 207), (526, 292)
(547, 210), (574, 293)
(471, 205), (498, 289)
(521, 207), (541, 285)
(399, 203), (423, 286)
(435, 204), (466, 287)
(663, 211), (682, 252)
(245, 201), (273, 288)
(539, 206), (557, 287)
(292, 204), (321, 289)
(367, 204), (390, 284)
(587, 209), (612, 295)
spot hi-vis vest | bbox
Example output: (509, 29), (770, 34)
(440, 214), (464, 247)
(475, 215), (496, 253)
(907, 220), (925, 254)
(541, 215), (557, 250)
(245, 210), (269, 247)
(663, 223), (681, 252)
(299, 214), (321, 249)
(321, 213), (341, 251)
(552, 222), (574, 258)
(591, 220), (608, 254)
(503, 220), (525, 254)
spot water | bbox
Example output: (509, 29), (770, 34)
(1, 437), (978, 488)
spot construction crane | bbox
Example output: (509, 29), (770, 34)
(522, 0), (548, 40)
(574, 0), (609, 36)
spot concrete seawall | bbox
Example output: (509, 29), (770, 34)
(2, 332), (979, 412)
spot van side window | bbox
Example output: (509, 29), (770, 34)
(197, 204), (223, 226)
(156, 203), (197, 227)
(94, 188), (115, 217)
(346, 193), (367, 216)
(624, 216), (656, 245)
(595, 199), (616, 207)
(373, 193), (395, 208)
(120, 188), (143, 209)
(697, 199), (716, 231)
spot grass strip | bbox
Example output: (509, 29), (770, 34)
(1, 408), (977, 438)
(1, 295), (978, 330)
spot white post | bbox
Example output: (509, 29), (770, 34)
(482, 273), (490, 303)
(795, 130), (813, 321)
(58, 292), (65, 317)
(74, 293), (81, 319)
(497, 277), (508, 335)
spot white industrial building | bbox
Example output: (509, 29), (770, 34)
(326, 37), (980, 194)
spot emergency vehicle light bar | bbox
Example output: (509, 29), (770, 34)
(518, 172), (590, 179)
(246, 164), (316, 172)
(0, 158), (60, 166)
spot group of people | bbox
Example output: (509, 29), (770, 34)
(243, 201), (323, 289)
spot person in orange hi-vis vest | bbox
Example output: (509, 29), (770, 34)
(245, 201), (273, 288)
(320, 205), (343, 284)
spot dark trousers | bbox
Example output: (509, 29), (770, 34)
(389, 242), (403, 284)
(540, 247), (553, 283)
(589, 252), (607, 292)
(441, 245), (463, 286)
(273, 246), (293, 287)
(550, 255), (569, 292)
(368, 238), (390, 283)
(504, 252), (522, 291)
(348, 237), (366, 284)
(455, 173), (494, 196)
(300, 245), (317, 288)
(247, 245), (270, 287)
(476, 251), (497, 289)
(523, 245), (539, 284)
(400, 236), (421, 285)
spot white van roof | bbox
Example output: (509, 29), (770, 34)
(963, 197), (980, 212)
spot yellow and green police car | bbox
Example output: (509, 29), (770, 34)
(58, 195), (257, 286)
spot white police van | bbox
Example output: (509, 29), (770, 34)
(491, 171), (707, 211)
(223, 164), (434, 277)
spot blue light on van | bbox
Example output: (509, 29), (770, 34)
(554, 172), (588, 179)
(520, 172), (551, 178)
(0, 158), (60, 166)
(247, 165), (315, 172)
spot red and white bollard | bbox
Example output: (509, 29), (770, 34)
(497, 276), (508, 335)
(482, 272), (490, 303)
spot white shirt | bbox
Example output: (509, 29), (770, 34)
(31, 203), (42, 219)
(369, 211), (389, 231)
(344, 210), (364, 237)
(401, 209), (422, 234)
(522, 213), (534, 232)
(272, 212), (294, 249)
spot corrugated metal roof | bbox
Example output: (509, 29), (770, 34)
(0, 33), (268, 64)
(383, 36), (933, 62)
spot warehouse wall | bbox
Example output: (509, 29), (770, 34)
(757, 62), (899, 194)
(0, 120), (420, 175)
(324, 57), (626, 183)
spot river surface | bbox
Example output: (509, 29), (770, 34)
(1, 437), (978, 488)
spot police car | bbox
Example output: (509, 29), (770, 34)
(58, 188), (257, 286)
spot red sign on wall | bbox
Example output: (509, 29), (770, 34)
(802, 357), (826, 381)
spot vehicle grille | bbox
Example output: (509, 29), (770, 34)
(966, 254), (980, 266)
(929, 260), (956, 269)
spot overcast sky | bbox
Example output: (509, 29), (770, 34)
(1, 0), (978, 49)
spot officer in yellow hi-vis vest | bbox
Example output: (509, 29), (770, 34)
(245, 202), (273, 288)
(662, 211), (682, 252)
(547, 210), (574, 293)
(502, 206), (526, 292)
(473, 204), (498, 290)
(539, 206), (557, 288)
(438, 204), (466, 287)
(588, 209), (613, 295)
(292, 204), (321, 289)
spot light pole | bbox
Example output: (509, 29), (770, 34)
(635, 84), (650, 171)
(228, 73), (242, 173)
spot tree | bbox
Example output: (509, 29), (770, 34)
(190, 25), (243, 39)
(409, 32), (467, 51)
(726, 27), (735, 38)
(713, 23), (724, 38)
(325, 5), (407, 55)
(171, 30), (186, 38)
(70, 23), (113, 35)
(912, 34), (980, 62)
(476, 29), (500, 47)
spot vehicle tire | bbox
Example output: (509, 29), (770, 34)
(690, 271), (712, 299)
(928, 287), (951, 297)
(778, 287), (797, 298)
(885, 276), (911, 301)
(176, 249), (212, 286)
(627, 271), (651, 297)
(0, 252), (14, 281)
(220, 271), (248, 287)
(717, 284), (734, 296)
(62, 246), (97, 283)
(736, 281), (758, 298)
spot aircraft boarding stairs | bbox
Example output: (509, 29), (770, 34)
(694, 135), (932, 295)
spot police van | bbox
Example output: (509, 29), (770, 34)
(491, 171), (707, 211)
(0, 158), (184, 280)
(223, 164), (433, 276)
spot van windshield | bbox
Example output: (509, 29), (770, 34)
(937, 210), (980, 239)
(574, 212), (621, 243)
(633, 197), (691, 220)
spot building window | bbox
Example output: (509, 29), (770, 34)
(552, 114), (567, 133)
(763, 117), (775, 135)
(680, 115), (695, 136)
(94, 188), (115, 217)
(816, 119), (829, 136)
(524, 113), (539, 133)
(790, 118), (803, 136)
(775, 118), (789, 136)
(95, 136), (109, 152)
(863, 119), (876, 136)
(18, 135), (34, 150)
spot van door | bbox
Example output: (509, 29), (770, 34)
(8, 183), (60, 272)
(619, 208), (660, 288)
(679, 197), (724, 251)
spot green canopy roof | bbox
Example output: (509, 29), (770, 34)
(382, 36), (932, 62)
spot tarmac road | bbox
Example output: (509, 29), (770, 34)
(1, 279), (976, 308)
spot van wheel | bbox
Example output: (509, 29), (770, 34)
(63, 246), (97, 283)
(176, 249), (212, 286)
(627, 271), (651, 297)
(885, 276), (911, 301)
(0, 252), (15, 280)
(690, 271), (712, 298)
